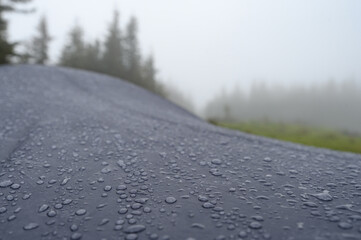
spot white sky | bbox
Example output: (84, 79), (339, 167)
(8, 0), (361, 109)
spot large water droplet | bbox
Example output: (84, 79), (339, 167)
(310, 190), (333, 201)
(47, 209), (57, 217)
(124, 224), (146, 233)
(38, 204), (49, 213)
(198, 195), (208, 202)
(23, 223), (39, 230)
(202, 202), (215, 209)
(191, 223), (205, 229)
(125, 234), (138, 240)
(211, 159), (222, 165)
(61, 177), (70, 186)
(165, 197), (177, 204)
(338, 222), (353, 230)
(63, 199), (73, 205)
(10, 183), (21, 189)
(249, 221), (262, 229)
(118, 208), (128, 214)
(0, 207), (7, 214)
(75, 209), (87, 216)
(303, 201), (318, 208)
(71, 232), (82, 240)
(0, 179), (13, 188)
(70, 224), (79, 232)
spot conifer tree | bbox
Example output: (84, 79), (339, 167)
(123, 16), (141, 84)
(102, 10), (123, 78)
(59, 24), (86, 69)
(0, 0), (32, 64)
(83, 40), (102, 72)
(141, 54), (158, 93)
(31, 16), (51, 64)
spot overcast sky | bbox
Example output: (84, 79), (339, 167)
(8, 0), (361, 109)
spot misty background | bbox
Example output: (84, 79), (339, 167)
(2, 0), (361, 135)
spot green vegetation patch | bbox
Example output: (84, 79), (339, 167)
(213, 121), (361, 154)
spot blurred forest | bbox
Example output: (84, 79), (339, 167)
(0, 0), (194, 113)
(1, 0), (360, 139)
(205, 80), (361, 134)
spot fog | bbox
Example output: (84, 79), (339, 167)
(8, 0), (361, 108)
(204, 80), (361, 133)
(4, 0), (361, 133)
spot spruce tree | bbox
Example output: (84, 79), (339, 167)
(0, 0), (32, 64)
(59, 24), (86, 69)
(31, 16), (51, 64)
(83, 40), (102, 72)
(141, 54), (158, 93)
(123, 16), (141, 84)
(102, 10), (123, 78)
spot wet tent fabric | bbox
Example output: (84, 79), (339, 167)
(0, 65), (361, 240)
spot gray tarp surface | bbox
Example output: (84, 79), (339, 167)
(1, 65), (361, 240)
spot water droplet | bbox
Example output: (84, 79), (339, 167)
(202, 202), (215, 209)
(0, 179), (13, 188)
(238, 230), (247, 237)
(118, 208), (128, 214)
(6, 195), (14, 201)
(198, 195), (208, 202)
(99, 218), (109, 226)
(252, 215), (264, 221)
(75, 209), (87, 216)
(47, 210), (57, 217)
(149, 233), (158, 240)
(114, 225), (123, 231)
(117, 185), (127, 190)
(191, 223), (205, 229)
(124, 224), (146, 233)
(125, 234), (138, 240)
(22, 193), (32, 200)
(71, 232), (82, 240)
(256, 195), (269, 200)
(211, 159), (222, 165)
(131, 203), (142, 210)
(143, 207), (151, 213)
(48, 179), (57, 184)
(0, 207), (7, 214)
(43, 163), (51, 168)
(10, 183), (21, 189)
(23, 223), (39, 230)
(70, 224), (79, 231)
(61, 177), (70, 186)
(134, 198), (148, 204)
(310, 190), (333, 201)
(165, 197), (177, 204)
(209, 169), (222, 177)
(227, 224), (236, 230)
(38, 204), (49, 213)
(338, 222), (353, 230)
(116, 219), (125, 225)
(249, 221), (262, 229)
(63, 199), (73, 205)
(117, 160), (126, 168)
(303, 201), (318, 208)
(54, 203), (63, 209)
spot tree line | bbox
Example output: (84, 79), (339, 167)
(0, 0), (32, 64)
(204, 80), (361, 134)
(0, 1), (164, 96)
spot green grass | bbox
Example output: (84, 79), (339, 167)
(212, 121), (361, 154)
